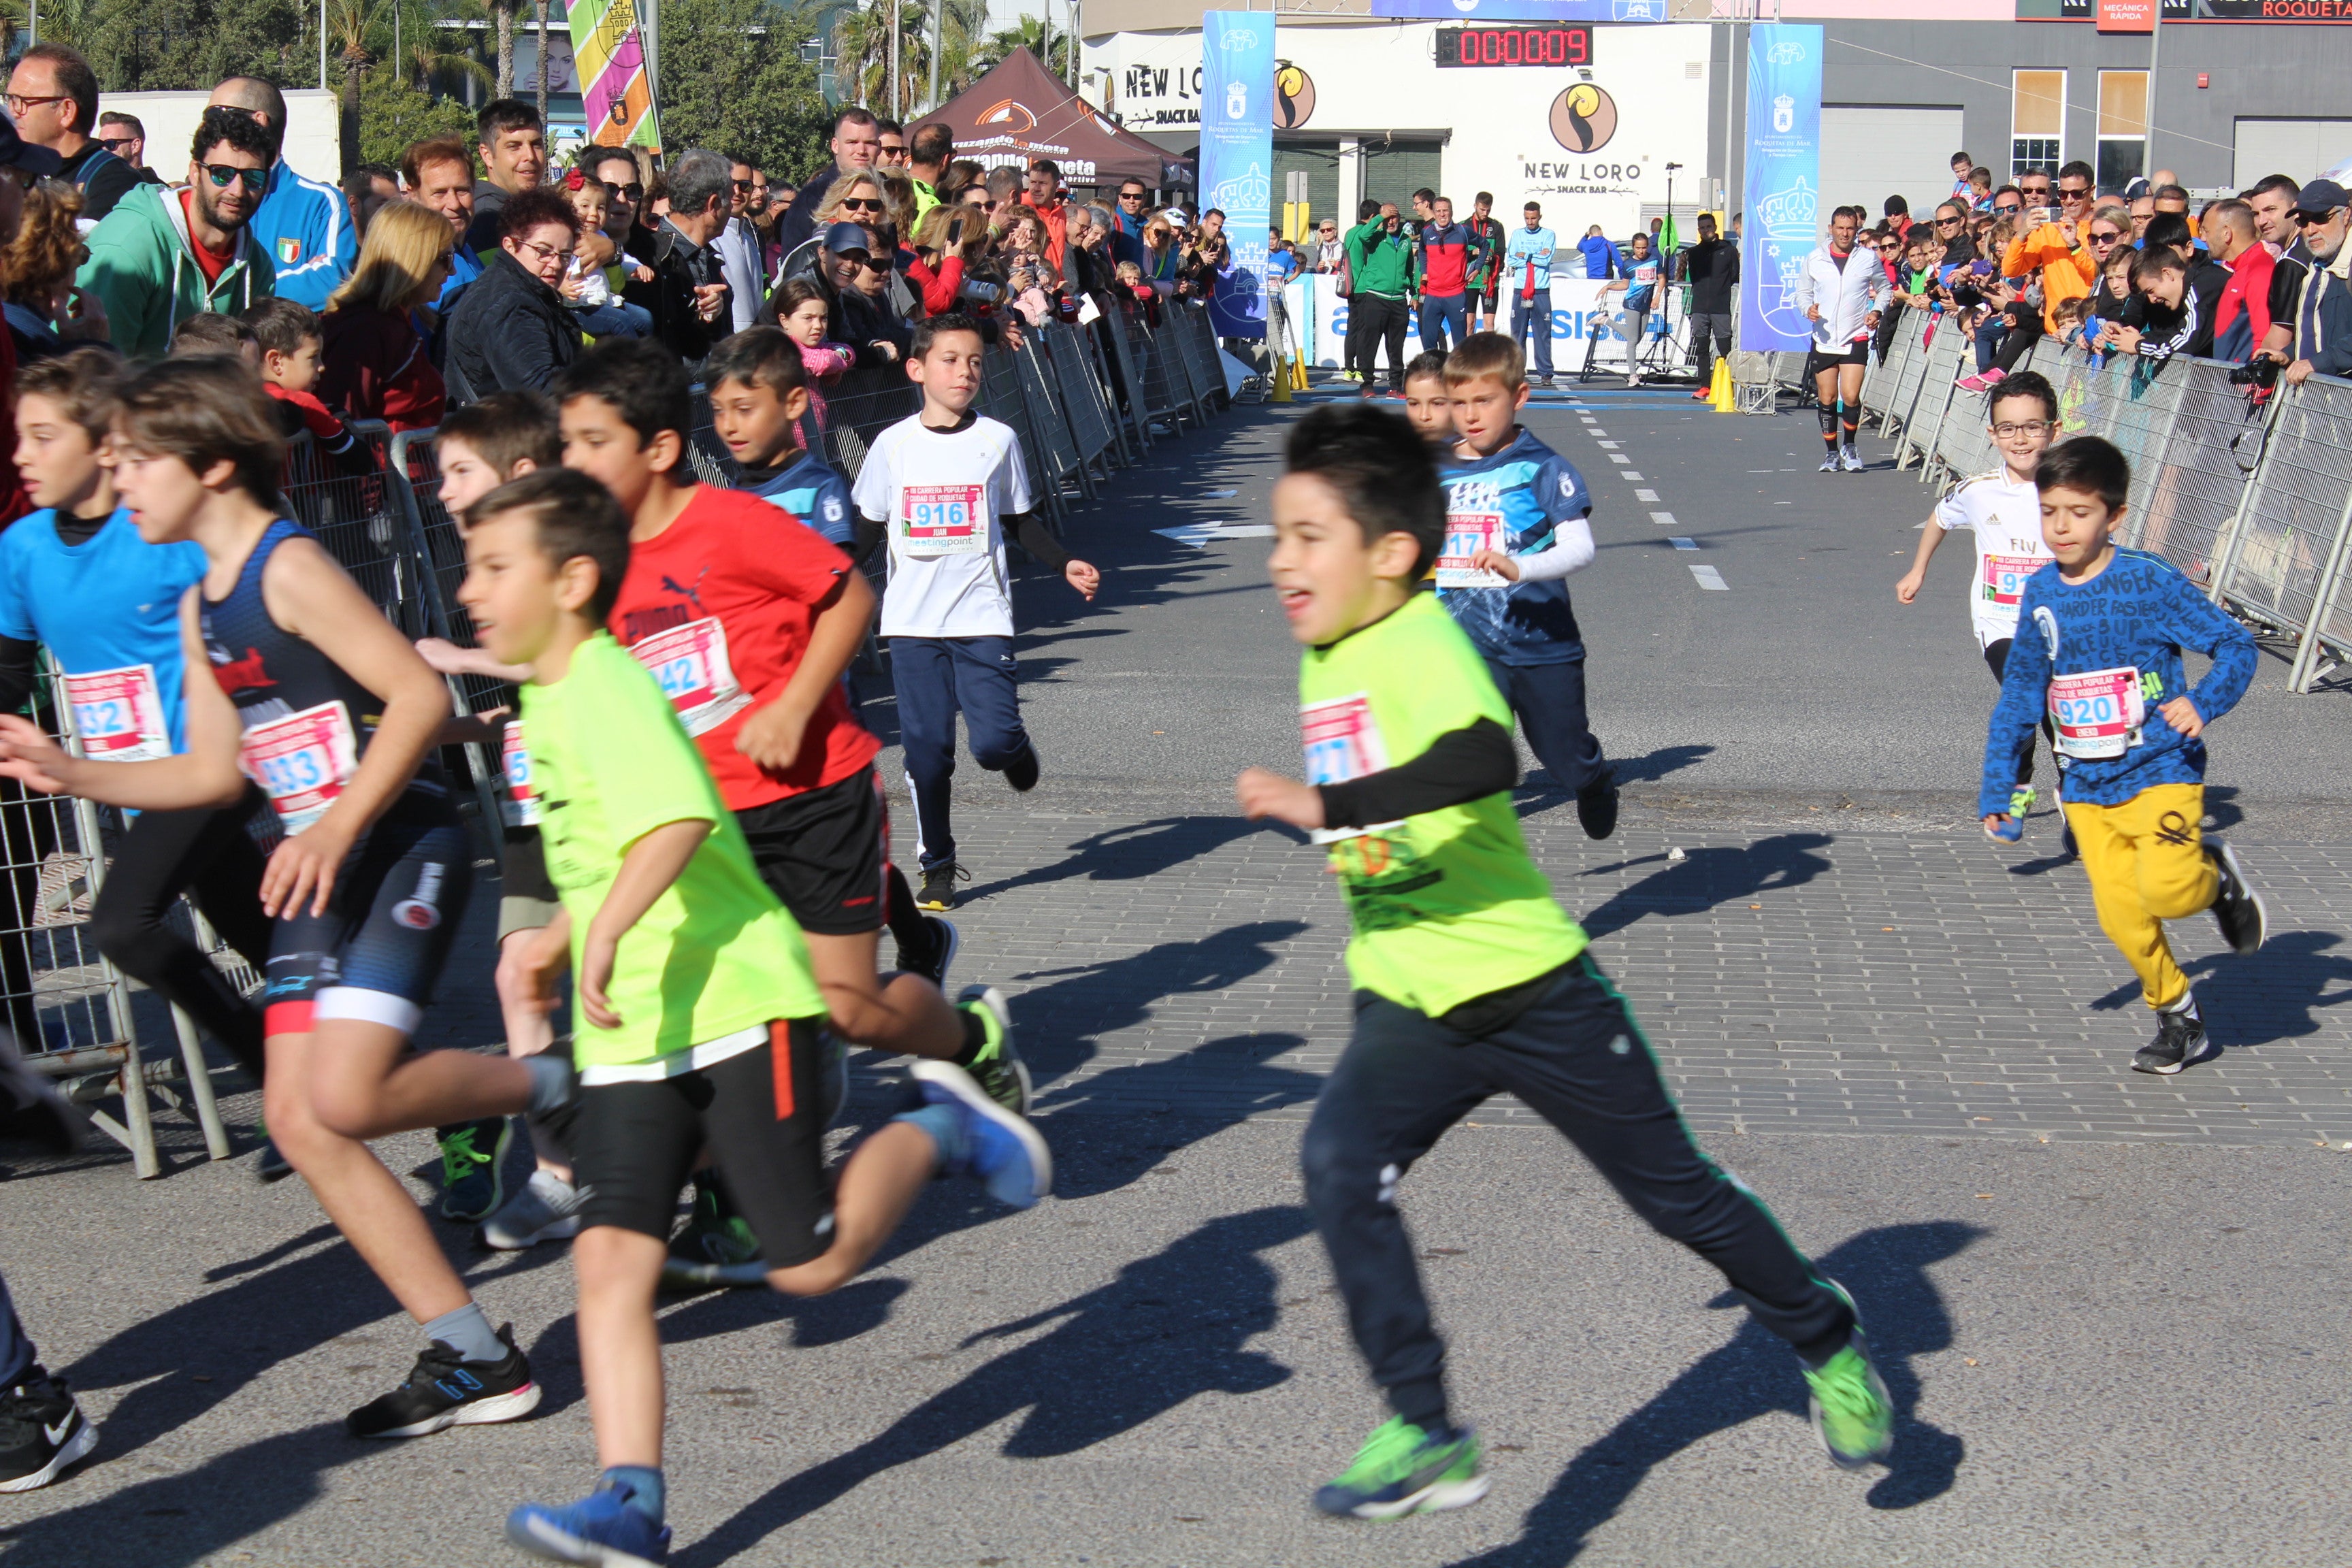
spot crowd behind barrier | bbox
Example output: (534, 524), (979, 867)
(9, 301), (1235, 1179)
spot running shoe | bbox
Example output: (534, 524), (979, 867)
(1575, 770), (1620, 841)
(1839, 444), (1865, 472)
(0, 1030), (82, 1155)
(916, 862), (968, 912)
(1803, 1334), (1896, 1469)
(956, 983), (1032, 1116)
(2206, 841), (2268, 956)
(659, 1180), (766, 1291)
(1537, 375), (1556, 389)
(1624, 374), (1641, 389)
(507, 1482), (671, 1567)
(2008, 784), (2037, 820)
(900, 913), (958, 989)
(1818, 452), (1840, 473)
(1955, 371), (1989, 392)
(1311, 1415), (1490, 1519)
(1004, 744), (1041, 793)
(1980, 368), (2008, 388)
(255, 1137), (294, 1183)
(346, 1324), (540, 1438)
(437, 1116), (512, 1224)
(906, 1059), (1051, 1207)
(2133, 1005), (2214, 1076)
(0, 1369), (98, 1492)
(479, 1169), (584, 1250)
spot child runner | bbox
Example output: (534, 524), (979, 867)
(243, 299), (377, 476)
(1980, 436), (2267, 1075)
(457, 468), (1049, 1567)
(849, 313), (1100, 910)
(1400, 350), (1454, 451)
(2, 351), (274, 1094)
(0, 359), (570, 1438)
(409, 391), (585, 1244)
(1432, 332), (1617, 838)
(1237, 403), (1891, 1517)
(1893, 371), (2061, 839)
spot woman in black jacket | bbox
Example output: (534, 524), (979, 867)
(446, 186), (583, 403)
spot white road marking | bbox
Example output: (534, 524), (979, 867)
(1689, 564), (1729, 589)
(1154, 523), (1277, 545)
(1201, 489), (1239, 497)
(1595, 440), (1619, 448)
(1650, 511), (1678, 526)
(1635, 488), (1660, 502)
(1621, 471), (1644, 480)
(1608, 454), (1632, 464)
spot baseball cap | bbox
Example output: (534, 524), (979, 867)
(821, 220), (873, 254)
(0, 117), (63, 179)
(2289, 179), (2349, 219)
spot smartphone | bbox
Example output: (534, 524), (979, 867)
(947, 214), (967, 245)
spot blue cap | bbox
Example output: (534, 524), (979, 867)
(0, 116), (62, 178)
(2291, 179), (2348, 219)
(823, 220), (873, 255)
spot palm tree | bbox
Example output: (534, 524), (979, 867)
(832, 0), (990, 114)
(969, 14), (1069, 82)
(491, 0), (519, 99)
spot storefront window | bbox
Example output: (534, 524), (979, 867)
(2012, 69), (2063, 182)
(2097, 69), (2146, 193)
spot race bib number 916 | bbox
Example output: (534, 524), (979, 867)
(1981, 553), (2045, 607)
(2048, 665), (2144, 760)
(900, 484), (987, 555)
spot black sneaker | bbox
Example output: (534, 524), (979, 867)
(345, 1324), (541, 1438)
(917, 863), (968, 912)
(436, 1117), (511, 1224)
(0, 1370), (98, 1492)
(255, 1137), (294, 1183)
(1003, 745), (1041, 793)
(2132, 1008), (2214, 1077)
(0, 1032), (82, 1156)
(898, 914), (959, 989)
(2206, 842), (2267, 956)
(1575, 770), (1620, 841)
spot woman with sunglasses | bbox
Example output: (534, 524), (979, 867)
(319, 199), (453, 430)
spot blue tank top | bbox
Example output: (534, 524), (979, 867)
(199, 519), (444, 830)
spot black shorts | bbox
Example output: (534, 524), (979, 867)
(735, 764), (889, 937)
(262, 791), (472, 1039)
(1806, 342), (1869, 377)
(571, 1021), (831, 1267)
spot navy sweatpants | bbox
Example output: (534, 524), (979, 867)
(1300, 955), (1854, 1426)
(892, 634), (1033, 870)
(0, 1268), (33, 1387)
(1484, 653), (1609, 795)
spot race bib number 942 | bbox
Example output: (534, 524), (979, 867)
(630, 617), (751, 737)
(2048, 665), (2144, 760)
(900, 484), (987, 555)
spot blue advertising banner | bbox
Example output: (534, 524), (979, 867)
(1199, 11), (1273, 340)
(1371, 0), (1665, 16)
(1738, 22), (1822, 354)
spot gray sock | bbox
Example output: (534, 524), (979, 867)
(422, 1301), (504, 1364)
(524, 1054), (574, 1117)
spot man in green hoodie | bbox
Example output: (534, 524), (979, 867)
(77, 105), (276, 363)
(1345, 201), (1416, 396)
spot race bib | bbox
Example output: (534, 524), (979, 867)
(240, 700), (359, 832)
(63, 664), (171, 762)
(2048, 665), (2144, 760)
(900, 483), (987, 555)
(630, 617), (750, 737)
(1980, 553), (2046, 608)
(1301, 691), (1396, 845)
(501, 719), (540, 829)
(1435, 512), (1509, 589)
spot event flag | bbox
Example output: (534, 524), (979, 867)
(571, 0), (661, 148)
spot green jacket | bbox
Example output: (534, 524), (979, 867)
(78, 182), (276, 363)
(1345, 216), (1414, 299)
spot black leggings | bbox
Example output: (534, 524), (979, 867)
(0, 779), (65, 1050)
(1993, 312), (2043, 375)
(87, 792), (274, 1077)
(1983, 638), (2058, 791)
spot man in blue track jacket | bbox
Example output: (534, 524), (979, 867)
(208, 76), (357, 310)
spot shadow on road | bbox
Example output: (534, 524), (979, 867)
(669, 1205), (1314, 1568)
(960, 815), (1269, 904)
(2087, 929), (2352, 1050)
(1575, 833), (1835, 939)
(1448, 1220), (1978, 1567)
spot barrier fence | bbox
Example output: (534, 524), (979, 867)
(13, 301), (1235, 1178)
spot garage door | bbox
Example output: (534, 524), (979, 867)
(2234, 119), (2352, 190)
(1820, 105), (1965, 226)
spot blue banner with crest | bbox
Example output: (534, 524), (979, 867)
(1739, 23), (1823, 354)
(1199, 11), (1273, 340)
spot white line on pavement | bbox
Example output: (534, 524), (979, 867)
(1669, 537), (1699, 550)
(1650, 511), (1678, 526)
(1689, 564), (1729, 589)
(1609, 454), (1632, 463)
(1154, 523), (1276, 545)
(1635, 488), (1659, 502)
(1621, 471), (1644, 480)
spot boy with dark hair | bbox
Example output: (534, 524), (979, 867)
(1895, 371), (2061, 838)
(1237, 401), (1890, 1518)
(1431, 331), (1617, 838)
(167, 312), (257, 363)
(556, 338), (1027, 1284)
(849, 314), (1099, 909)
(1980, 436), (2267, 1075)
(461, 468), (1047, 1568)
(1399, 350), (1454, 449)
(242, 297), (375, 476)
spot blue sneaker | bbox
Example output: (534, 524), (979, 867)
(506, 1484), (671, 1567)
(906, 1059), (1051, 1207)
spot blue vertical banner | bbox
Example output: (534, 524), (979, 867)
(1200, 11), (1273, 340)
(1738, 23), (1822, 354)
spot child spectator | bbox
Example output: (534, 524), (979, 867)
(561, 179), (651, 340)
(167, 312), (257, 365)
(773, 278), (856, 439)
(242, 297), (376, 476)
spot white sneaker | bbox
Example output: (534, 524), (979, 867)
(1839, 445), (1865, 472)
(1819, 453), (1841, 473)
(478, 1169), (583, 1250)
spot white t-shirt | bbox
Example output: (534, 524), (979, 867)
(853, 412), (1035, 640)
(1933, 470), (2053, 649)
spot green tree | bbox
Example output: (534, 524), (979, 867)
(656, 0), (832, 179)
(83, 0), (313, 93)
(357, 67), (477, 165)
(968, 15), (1068, 82)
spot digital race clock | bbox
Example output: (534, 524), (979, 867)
(1434, 25), (1594, 68)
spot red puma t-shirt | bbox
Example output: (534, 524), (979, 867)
(607, 485), (880, 811)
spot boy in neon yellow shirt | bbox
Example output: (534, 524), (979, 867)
(454, 468), (1049, 1568)
(1237, 404), (1893, 1519)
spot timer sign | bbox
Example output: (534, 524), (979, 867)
(1435, 25), (1594, 69)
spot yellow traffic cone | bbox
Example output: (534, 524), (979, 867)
(1709, 358), (1735, 412)
(1291, 354), (1309, 392)
(1271, 354), (1293, 403)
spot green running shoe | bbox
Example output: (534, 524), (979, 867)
(1804, 1335), (1895, 1470)
(1312, 1416), (1490, 1520)
(436, 1117), (510, 1223)
(956, 984), (1032, 1117)
(659, 1179), (766, 1291)
(2008, 784), (2037, 821)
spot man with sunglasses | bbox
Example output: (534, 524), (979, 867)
(209, 74), (359, 310)
(717, 156), (766, 332)
(95, 112), (163, 186)
(7, 43), (137, 222)
(1997, 159), (2097, 352)
(1109, 179), (1149, 271)
(2258, 179), (2352, 388)
(78, 105), (276, 362)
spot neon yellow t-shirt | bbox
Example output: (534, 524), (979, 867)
(523, 632), (824, 1069)
(1298, 591), (1584, 1015)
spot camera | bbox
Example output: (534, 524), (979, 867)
(2230, 356), (2281, 389)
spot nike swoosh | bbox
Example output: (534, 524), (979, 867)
(43, 1416), (74, 1446)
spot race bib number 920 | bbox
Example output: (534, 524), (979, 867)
(2048, 665), (2144, 760)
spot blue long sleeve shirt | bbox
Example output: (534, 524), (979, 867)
(1436, 427), (1595, 666)
(1503, 225), (1557, 293)
(1978, 548), (2257, 815)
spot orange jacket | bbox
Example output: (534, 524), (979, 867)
(2003, 221), (2096, 333)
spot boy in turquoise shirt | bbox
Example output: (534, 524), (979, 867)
(1237, 404), (1892, 1519)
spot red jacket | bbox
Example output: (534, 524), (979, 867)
(319, 306), (446, 432)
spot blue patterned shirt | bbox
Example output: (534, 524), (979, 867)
(1436, 427), (1593, 665)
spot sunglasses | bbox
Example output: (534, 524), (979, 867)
(203, 163), (268, 191)
(840, 197), (885, 213)
(598, 180), (644, 201)
(2060, 187), (2091, 201)
(2298, 208), (2345, 227)
(856, 254), (891, 270)
(2088, 229), (2121, 244)
(2020, 187), (2051, 198)
(1120, 191), (1145, 201)
(97, 135), (138, 152)
(1936, 216), (1961, 227)
(1993, 202), (2022, 214)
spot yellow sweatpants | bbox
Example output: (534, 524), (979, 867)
(2062, 782), (2218, 1011)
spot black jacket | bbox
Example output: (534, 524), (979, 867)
(464, 180), (510, 256)
(776, 164), (847, 257)
(1682, 238), (1740, 314)
(445, 248), (579, 404)
(623, 220), (730, 374)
